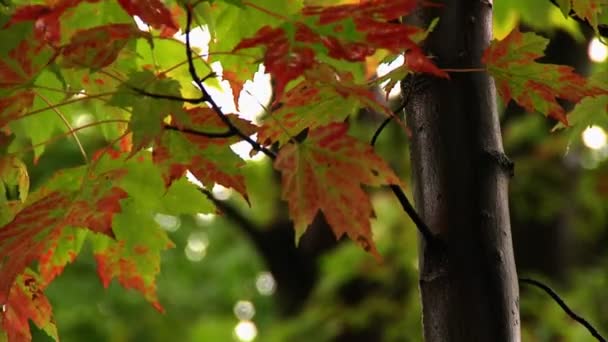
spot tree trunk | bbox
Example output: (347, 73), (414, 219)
(404, 1), (520, 341)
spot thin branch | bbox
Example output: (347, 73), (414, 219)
(183, 3), (276, 159)
(389, 185), (436, 243)
(368, 86), (439, 244)
(34, 91), (88, 162)
(19, 92), (116, 121)
(164, 124), (236, 138)
(10, 119), (128, 155)
(199, 188), (263, 243)
(129, 86), (207, 105)
(519, 277), (607, 342)
(370, 116), (393, 146)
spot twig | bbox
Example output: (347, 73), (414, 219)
(519, 277), (606, 342)
(34, 91), (88, 162)
(164, 124), (235, 138)
(129, 87), (207, 105)
(368, 89), (439, 244)
(389, 185), (436, 243)
(183, 4), (276, 159)
(199, 188), (263, 243)
(370, 117), (393, 146)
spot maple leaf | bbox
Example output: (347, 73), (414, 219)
(205, 0), (301, 86)
(0, 92), (34, 133)
(61, 23), (151, 69)
(153, 107), (256, 198)
(7, 0), (79, 44)
(38, 227), (87, 287)
(110, 71), (184, 153)
(258, 64), (393, 146)
(274, 123), (402, 259)
(1, 269), (58, 342)
(556, 0), (607, 30)
(0, 40), (56, 89)
(234, 0), (445, 101)
(0, 164), (130, 308)
(91, 201), (173, 313)
(117, 0), (179, 37)
(483, 29), (603, 125)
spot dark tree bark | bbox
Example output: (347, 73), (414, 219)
(404, 1), (520, 340)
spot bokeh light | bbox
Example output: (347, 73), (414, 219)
(582, 126), (608, 150)
(184, 232), (209, 262)
(154, 213), (181, 232)
(233, 320), (257, 342)
(255, 272), (276, 296)
(195, 213), (216, 226)
(588, 37), (608, 63)
(233, 300), (255, 321)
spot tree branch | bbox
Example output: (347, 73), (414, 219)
(519, 277), (607, 342)
(369, 81), (440, 245)
(163, 124), (236, 138)
(183, 4), (277, 159)
(199, 188), (264, 243)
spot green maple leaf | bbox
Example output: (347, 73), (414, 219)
(91, 198), (174, 313)
(110, 70), (184, 152)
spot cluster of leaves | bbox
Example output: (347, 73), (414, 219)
(0, 0), (606, 340)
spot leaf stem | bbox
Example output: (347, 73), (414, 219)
(242, 1), (287, 20)
(33, 91), (88, 162)
(11, 119), (128, 155)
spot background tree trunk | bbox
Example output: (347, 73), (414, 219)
(404, 1), (520, 340)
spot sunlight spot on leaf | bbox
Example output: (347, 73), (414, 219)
(71, 113), (95, 135)
(582, 126), (607, 150)
(234, 320), (257, 342)
(154, 213), (181, 232)
(186, 170), (204, 188)
(212, 183), (233, 200)
(377, 55), (404, 99)
(184, 231), (209, 262)
(233, 300), (255, 320)
(255, 272), (276, 296)
(588, 37), (608, 63)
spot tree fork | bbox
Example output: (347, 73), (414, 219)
(404, 0), (520, 341)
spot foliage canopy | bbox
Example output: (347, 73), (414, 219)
(0, 0), (607, 340)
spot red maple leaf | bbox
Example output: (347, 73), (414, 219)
(0, 92), (35, 128)
(483, 28), (604, 124)
(1, 270), (57, 342)
(234, 0), (446, 101)
(274, 123), (402, 260)
(61, 24), (151, 69)
(117, 0), (179, 37)
(153, 107), (256, 198)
